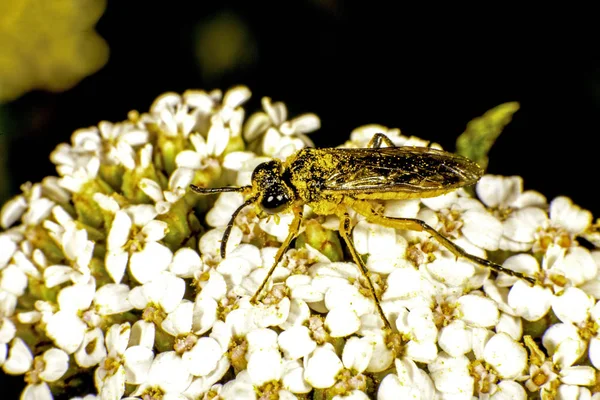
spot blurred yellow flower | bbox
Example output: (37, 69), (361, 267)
(0, 0), (109, 102)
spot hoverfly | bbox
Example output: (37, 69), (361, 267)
(190, 133), (536, 330)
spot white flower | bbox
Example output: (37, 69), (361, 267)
(394, 306), (438, 363)
(352, 220), (409, 274)
(43, 207), (95, 285)
(151, 86), (249, 139)
(378, 358), (436, 400)
(45, 277), (132, 354)
(128, 271), (185, 315)
(95, 322), (155, 399)
(304, 344), (344, 389)
(2, 337), (33, 375)
(422, 192), (503, 252)
(504, 196), (592, 253)
(160, 300), (228, 378)
(476, 175), (546, 210)
(428, 352), (474, 397)
(244, 96), (320, 159)
(129, 351), (193, 398)
(20, 347), (69, 400)
(139, 174), (188, 215)
(476, 332), (527, 380)
(0, 182), (56, 228)
(96, 195), (173, 284)
(524, 326), (595, 399)
(345, 125), (430, 149)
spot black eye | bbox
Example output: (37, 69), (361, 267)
(261, 189), (290, 213)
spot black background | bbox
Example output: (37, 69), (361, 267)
(1, 1), (600, 397)
(3, 2), (600, 216)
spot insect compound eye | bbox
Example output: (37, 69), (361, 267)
(260, 187), (291, 214)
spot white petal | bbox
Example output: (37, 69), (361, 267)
(45, 311), (87, 354)
(542, 323), (582, 357)
(123, 345), (154, 384)
(105, 251), (129, 284)
(192, 296), (218, 335)
(476, 175), (520, 208)
(502, 253), (540, 278)
(43, 266), (73, 288)
(142, 220), (169, 242)
(98, 365), (126, 400)
(365, 332), (394, 372)
(458, 294), (499, 327)
(139, 178), (165, 203)
(278, 326), (316, 360)
(3, 338), (33, 374)
(246, 328), (278, 352)
(183, 337), (222, 376)
(553, 337), (586, 369)
(94, 284), (132, 315)
(0, 236), (17, 268)
(105, 323), (131, 356)
(551, 247), (598, 286)
(490, 380), (526, 400)
(378, 374), (420, 400)
(255, 298), (291, 328)
(161, 300), (193, 336)
(21, 384), (53, 400)
(0, 318), (16, 343)
(550, 196), (591, 234)
(405, 340), (438, 364)
(503, 208), (548, 243)
(108, 211), (132, 249)
(552, 287), (594, 324)
(507, 280), (553, 321)
(1, 195), (27, 229)
(130, 242), (173, 284)
(325, 307), (361, 337)
(428, 353), (473, 395)
(74, 328), (107, 368)
(483, 333), (527, 379)
(342, 337), (373, 373)
(247, 349), (282, 385)
(148, 351), (192, 393)
(170, 248), (202, 278)
(304, 346), (343, 389)
(560, 366), (597, 386)
(57, 279), (95, 313)
(438, 320), (472, 357)
(279, 298), (310, 330)
(125, 204), (158, 227)
(461, 210), (502, 251)
(130, 320), (155, 349)
(589, 336), (600, 369)
(495, 313), (522, 341)
(281, 361), (311, 394)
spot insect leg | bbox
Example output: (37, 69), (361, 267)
(367, 133), (396, 149)
(251, 207), (304, 303)
(347, 198), (537, 285)
(338, 212), (393, 331)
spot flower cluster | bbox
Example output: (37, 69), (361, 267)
(1, 86), (600, 400)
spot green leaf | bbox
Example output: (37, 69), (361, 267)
(455, 102), (520, 171)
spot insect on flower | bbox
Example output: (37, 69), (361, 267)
(190, 133), (537, 330)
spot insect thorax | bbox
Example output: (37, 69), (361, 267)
(283, 148), (345, 213)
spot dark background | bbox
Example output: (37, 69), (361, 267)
(2, 2), (599, 217)
(1, 2), (599, 397)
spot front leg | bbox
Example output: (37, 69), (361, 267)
(251, 207), (304, 303)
